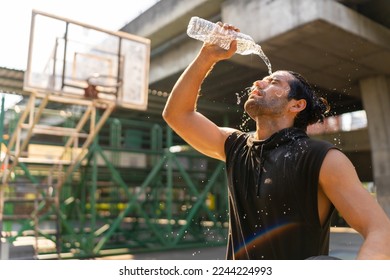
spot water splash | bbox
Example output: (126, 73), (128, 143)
(235, 87), (251, 105)
(192, 250), (201, 256)
(235, 92), (244, 105)
(239, 112), (251, 132)
(236, 87), (253, 132)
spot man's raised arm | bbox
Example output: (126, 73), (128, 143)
(162, 31), (238, 161)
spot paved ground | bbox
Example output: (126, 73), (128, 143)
(328, 227), (363, 260)
(101, 227), (363, 260)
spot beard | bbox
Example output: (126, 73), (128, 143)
(244, 96), (288, 120)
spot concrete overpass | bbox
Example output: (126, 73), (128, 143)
(120, 0), (390, 215)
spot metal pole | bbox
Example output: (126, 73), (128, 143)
(0, 94), (5, 259)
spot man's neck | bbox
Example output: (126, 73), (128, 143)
(253, 118), (293, 141)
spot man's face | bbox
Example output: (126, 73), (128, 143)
(244, 70), (293, 119)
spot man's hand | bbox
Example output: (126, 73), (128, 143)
(199, 22), (238, 62)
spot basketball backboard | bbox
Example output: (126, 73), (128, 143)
(24, 10), (150, 110)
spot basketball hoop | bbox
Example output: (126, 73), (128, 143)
(25, 10), (150, 110)
(84, 73), (121, 99)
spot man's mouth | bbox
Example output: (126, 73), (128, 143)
(250, 86), (264, 97)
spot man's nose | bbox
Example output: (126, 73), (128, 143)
(254, 80), (267, 88)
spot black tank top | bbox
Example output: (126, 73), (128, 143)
(224, 127), (336, 259)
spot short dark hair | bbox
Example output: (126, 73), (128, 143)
(286, 71), (330, 130)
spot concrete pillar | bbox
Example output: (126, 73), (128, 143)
(0, 241), (9, 260)
(359, 76), (390, 217)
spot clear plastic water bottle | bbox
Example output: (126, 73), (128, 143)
(187, 16), (258, 55)
(186, 16), (272, 74)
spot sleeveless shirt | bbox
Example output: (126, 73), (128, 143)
(224, 127), (337, 260)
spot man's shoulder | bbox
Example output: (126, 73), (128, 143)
(298, 136), (340, 158)
(305, 136), (337, 149)
(224, 130), (252, 155)
(225, 129), (250, 142)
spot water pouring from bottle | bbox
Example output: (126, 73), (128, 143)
(187, 17), (272, 75)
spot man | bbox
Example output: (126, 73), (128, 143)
(162, 22), (390, 260)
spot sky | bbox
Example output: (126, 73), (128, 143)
(0, 0), (160, 70)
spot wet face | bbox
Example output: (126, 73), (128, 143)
(244, 71), (293, 119)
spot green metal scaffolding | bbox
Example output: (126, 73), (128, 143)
(0, 98), (229, 259)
